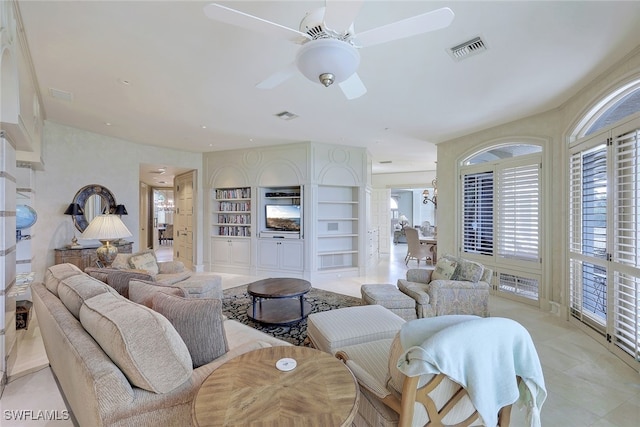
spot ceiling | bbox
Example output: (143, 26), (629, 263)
(17, 1), (640, 182)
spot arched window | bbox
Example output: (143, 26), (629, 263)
(460, 142), (543, 303)
(568, 78), (640, 363)
(571, 78), (640, 141)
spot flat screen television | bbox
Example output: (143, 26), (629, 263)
(265, 204), (301, 232)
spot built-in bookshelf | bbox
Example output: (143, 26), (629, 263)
(212, 187), (251, 237)
(316, 186), (359, 271)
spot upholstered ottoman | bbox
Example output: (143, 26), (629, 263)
(361, 284), (417, 321)
(307, 305), (405, 354)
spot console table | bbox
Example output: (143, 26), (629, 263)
(55, 241), (133, 270)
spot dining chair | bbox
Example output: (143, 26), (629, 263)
(404, 227), (433, 266)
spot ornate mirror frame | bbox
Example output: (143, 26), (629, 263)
(71, 184), (117, 232)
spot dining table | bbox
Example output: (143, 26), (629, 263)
(418, 232), (437, 263)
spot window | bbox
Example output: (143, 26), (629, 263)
(569, 119), (640, 364)
(496, 163), (540, 262)
(461, 144), (543, 302)
(463, 172), (493, 255)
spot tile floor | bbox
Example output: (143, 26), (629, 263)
(1, 244), (639, 426)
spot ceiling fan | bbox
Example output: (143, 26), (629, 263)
(204, 1), (454, 100)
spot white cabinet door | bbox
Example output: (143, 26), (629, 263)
(257, 239), (303, 272)
(212, 238), (250, 267)
(280, 240), (304, 271)
(229, 238), (251, 266)
(211, 238), (231, 265)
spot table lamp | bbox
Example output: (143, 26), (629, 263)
(114, 204), (128, 216)
(81, 214), (132, 267)
(64, 202), (84, 248)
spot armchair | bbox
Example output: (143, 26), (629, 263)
(336, 316), (546, 427)
(398, 255), (492, 318)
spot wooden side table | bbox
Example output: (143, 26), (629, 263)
(55, 241), (132, 270)
(192, 346), (359, 426)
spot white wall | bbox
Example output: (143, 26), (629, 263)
(32, 121), (203, 280)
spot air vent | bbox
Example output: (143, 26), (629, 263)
(448, 36), (487, 61)
(275, 111), (298, 121)
(379, 160), (392, 164)
(49, 88), (74, 101)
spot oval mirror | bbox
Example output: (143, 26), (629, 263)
(71, 184), (117, 232)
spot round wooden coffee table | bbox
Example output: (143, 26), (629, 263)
(192, 346), (359, 426)
(246, 278), (312, 325)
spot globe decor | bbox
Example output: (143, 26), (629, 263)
(16, 204), (38, 241)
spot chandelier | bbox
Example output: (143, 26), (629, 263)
(157, 200), (175, 212)
(422, 178), (438, 208)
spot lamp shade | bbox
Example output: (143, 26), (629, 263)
(114, 204), (128, 215)
(295, 39), (360, 86)
(64, 203), (84, 215)
(81, 214), (132, 241)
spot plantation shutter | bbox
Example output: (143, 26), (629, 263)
(612, 129), (640, 359)
(462, 171), (494, 255)
(568, 143), (608, 327)
(495, 162), (540, 262)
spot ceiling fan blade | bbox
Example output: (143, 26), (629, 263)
(339, 73), (367, 100)
(323, 0), (364, 34)
(356, 7), (455, 48)
(204, 3), (311, 44)
(256, 63), (296, 89)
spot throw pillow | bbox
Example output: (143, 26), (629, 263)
(151, 293), (229, 368)
(129, 280), (186, 308)
(432, 258), (458, 280)
(129, 251), (159, 275)
(111, 253), (132, 269)
(79, 292), (193, 393)
(456, 258), (485, 283)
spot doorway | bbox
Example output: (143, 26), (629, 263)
(154, 188), (174, 248)
(390, 187), (436, 241)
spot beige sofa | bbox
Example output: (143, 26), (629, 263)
(85, 249), (221, 299)
(32, 263), (290, 427)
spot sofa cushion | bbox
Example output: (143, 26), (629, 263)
(129, 280), (186, 308)
(432, 258), (458, 281)
(57, 274), (117, 319)
(151, 293), (228, 368)
(129, 251), (159, 275)
(386, 333), (406, 396)
(79, 292), (193, 393)
(45, 263), (84, 297)
(158, 260), (186, 274)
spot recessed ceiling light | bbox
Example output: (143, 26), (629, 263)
(118, 78), (131, 86)
(105, 122), (112, 126)
(201, 125), (207, 129)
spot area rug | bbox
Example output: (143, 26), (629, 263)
(222, 285), (362, 346)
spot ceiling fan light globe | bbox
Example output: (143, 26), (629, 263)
(295, 39), (360, 86)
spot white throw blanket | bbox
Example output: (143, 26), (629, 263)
(397, 317), (546, 427)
